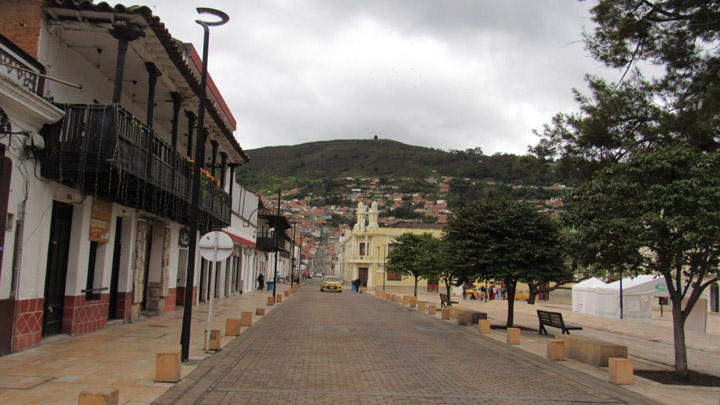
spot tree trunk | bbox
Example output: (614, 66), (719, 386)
(670, 296), (688, 379)
(506, 278), (517, 327)
(527, 290), (537, 305)
(414, 276), (418, 297)
(527, 282), (540, 305)
(445, 279), (452, 306)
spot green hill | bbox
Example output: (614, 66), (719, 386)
(234, 138), (579, 205)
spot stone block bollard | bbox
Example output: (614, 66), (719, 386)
(506, 328), (521, 345)
(409, 299), (417, 309)
(155, 352), (181, 382)
(547, 340), (566, 361)
(256, 307), (265, 315)
(418, 302), (426, 311)
(457, 312), (469, 326)
(390, 294), (396, 301)
(276, 294), (282, 303)
(284, 290), (290, 297)
(478, 319), (491, 334)
(240, 311), (253, 327)
(396, 296), (402, 304)
(402, 296), (410, 305)
(78, 389), (119, 405)
(428, 304), (437, 315)
(608, 358), (633, 385)
(225, 318), (241, 336)
(267, 296), (274, 306)
(204, 329), (222, 350)
(441, 308), (451, 320)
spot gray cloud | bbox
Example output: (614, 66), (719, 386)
(126, 0), (618, 155)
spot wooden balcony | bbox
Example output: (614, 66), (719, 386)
(39, 104), (230, 231)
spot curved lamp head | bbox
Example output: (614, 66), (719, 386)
(196, 7), (229, 26)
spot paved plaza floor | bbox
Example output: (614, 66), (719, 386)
(155, 285), (651, 404)
(2, 281), (718, 404)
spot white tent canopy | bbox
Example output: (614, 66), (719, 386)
(572, 277), (607, 314)
(593, 275), (707, 331)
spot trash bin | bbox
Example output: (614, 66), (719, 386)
(352, 284), (357, 291)
(266, 282), (274, 291)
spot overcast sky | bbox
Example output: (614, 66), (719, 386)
(113, 0), (620, 155)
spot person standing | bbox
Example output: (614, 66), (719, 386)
(354, 278), (362, 293)
(257, 273), (265, 291)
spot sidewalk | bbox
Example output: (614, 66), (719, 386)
(0, 284), (297, 405)
(406, 290), (720, 405)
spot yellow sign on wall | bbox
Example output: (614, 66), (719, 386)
(89, 199), (113, 242)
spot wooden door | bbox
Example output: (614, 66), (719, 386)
(359, 267), (368, 287)
(108, 217), (122, 319)
(43, 201), (73, 336)
(426, 275), (439, 293)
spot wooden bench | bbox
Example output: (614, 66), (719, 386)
(537, 310), (582, 335)
(439, 293), (458, 308)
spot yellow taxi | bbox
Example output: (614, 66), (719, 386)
(321, 276), (343, 293)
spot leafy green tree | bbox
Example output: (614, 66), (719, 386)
(445, 200), (567, 326)
(532, 1), (720, 176)
(563, 145), (720, 378)
(386, 233), (433, 296)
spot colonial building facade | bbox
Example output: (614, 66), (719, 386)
(337, 201), (444, 293)
(0, 1), (286, 354)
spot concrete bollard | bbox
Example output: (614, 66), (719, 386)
(276, 294), (282, 303)
(506, 328), (521, 345)
(402, 296), (410, 305)
(256, 307), (265, 315)
(390, 294), (395, 301)
(457, 312), (469, 326)
(418, 302), (426, 311)
(267, 296), (274, 306)
(609, 358), (633, 385)
(441, 308), (451, 320)
(284, 290), (289, 297)
(155, 352), (181, 382)
(240, 311), (253, 327)
(396, 296), (402, 304)
(78, 389), (119, 405)
(225, 318), (241, 336)
(204, 329), (222, 350)
(409, 299), (417, 309)
(478, 319), (491, 334)
(547, 340), (566, 361)
(428, 304), (437, 315)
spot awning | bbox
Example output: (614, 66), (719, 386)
(222, 231), (255, 248)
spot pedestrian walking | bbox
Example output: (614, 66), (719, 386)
(354, 278), (362, 293)
(257, 273), (265, 291)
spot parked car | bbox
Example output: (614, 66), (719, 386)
(321, 276), (342, 293)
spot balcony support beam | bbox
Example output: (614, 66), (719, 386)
(210, 140), (218, 178)
(109, 23), (145, 104)
(145, 62), (162, 127)
(220, 152), (227, 187)
(170, 92), (183, 150)
(185, 111), (196, 159)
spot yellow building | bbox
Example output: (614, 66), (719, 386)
(337, 202), (444, 293)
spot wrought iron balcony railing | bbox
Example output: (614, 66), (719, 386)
(40, 103), (230, 230)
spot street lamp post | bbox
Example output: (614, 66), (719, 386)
(180, 7), (228, 363)
(290, 224), (296, 288)
(383, 244), (387, 292)
(272, 189), (281, 301)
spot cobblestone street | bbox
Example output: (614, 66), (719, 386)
(155, 284), (652, 404)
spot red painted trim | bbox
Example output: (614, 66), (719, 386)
(189, 45), (237, 130)
(222, 230), (256, 247)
